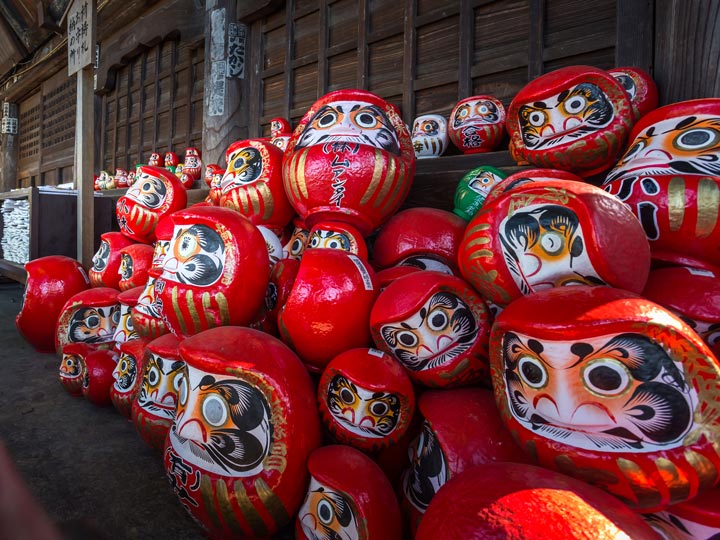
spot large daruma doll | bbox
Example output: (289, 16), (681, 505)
(156, 206), (269, 337)
(282, 89), (416, 237)
(489, 285), (720, 511)
(507, 65), (635, 178)
(164, 326), (321, 539)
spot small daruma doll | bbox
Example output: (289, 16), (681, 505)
(411, 114), (449, 158)
(282, 88), (416, 236)
(156, 206), (269, 337)
(296, 445), (402, 540)
(219, 139), (295, 235)
(117, 243), (154, 291)
(603, 98), (720, 269)
(458, 178), (651, 307)
(317, 348), (415, 452)
(448, 95), (506, 153)
(16, 255), (90, 353)
(88, 232), (135, 289)
(164, 326), (322, 539)
(370, 270), (492, 388)
(507, 65), (635, 177)
(110, 337), (149, 418)
(59, 342), (93, 396)
(608, 66), (659, 120)
(490, 285), (720, 511)
(116, 165), (187, 244)
(452, 165), (508, 221)
(55, 287), (120, 354)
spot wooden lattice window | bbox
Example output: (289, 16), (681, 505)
(100, 37), (204, 172)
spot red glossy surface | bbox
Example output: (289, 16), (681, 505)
(448, 95), (506, 154)
(507, 65), (635, 177)
(110, 337), (149, 418)
(117, 243), (154, 291)
(155, 206), (269, 337)
(219, 138), (295, 234)
(490, 285), (720, 511)
(164, 326), (322, 539)
(370, 270), (492, 388)
(669, 485), (720, 528)
(458, 178), (651, 307)
(317, 347), (415, 451)
(116, 165), (188, 244)
(54, 287), (120, 354)
(16, 255), (90, 353)
(296, 445), (402, 540)
(371, 207), (467, 273)
(482, 167), (584, 207)
(88, 231), (135, 289)
(278, 248), (378, 372)
(608, 66), (659, 120)
(282, 88), (416, 237)
(416, 463), (660, 540)
(59, 342), (94, 397)
(82, 349), (118, 407)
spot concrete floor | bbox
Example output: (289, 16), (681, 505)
(0, 281), (209, 539)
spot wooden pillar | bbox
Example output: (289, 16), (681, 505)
(0, 102), (19, 193)
(202, 0), (247, 167)
(76, 67), (94, 267)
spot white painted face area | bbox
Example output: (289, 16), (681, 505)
(297, 477), (361, 540)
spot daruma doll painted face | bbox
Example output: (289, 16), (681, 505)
(156, 206), (269, 337)
(111, 337), (149, 418)
(219, 138), (295, 235)
(164, 326), (321, 539)
(607, 66), (659, 121)
(116, 165), (187, 244)
(507, 65), (635, 177)
(282, 88), (416, 236)
(489, 285), (720, 511)
(603, 98), (720, 269)
(88, 232), (135, 289)
(117, 243), (154, 292)
(16, 255), (90, 353)
(55, 287), (120, 354)
(458, 178), (651, 307)
(448, 95), (506, 153)
(411, 114), (449, 158)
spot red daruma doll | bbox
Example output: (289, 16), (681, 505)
(282, 88), (416, 237)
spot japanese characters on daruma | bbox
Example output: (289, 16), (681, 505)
(13, 71), (720, 540)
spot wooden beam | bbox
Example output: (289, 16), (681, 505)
(528, 0), (545, 80)
(76, 65), (94, 266)
(615, 0), (654, 71)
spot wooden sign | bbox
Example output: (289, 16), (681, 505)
(67, 0), (95, 76)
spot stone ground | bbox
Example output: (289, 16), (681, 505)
(0, 280), (208, 540)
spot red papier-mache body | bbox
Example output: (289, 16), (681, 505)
(82, 348), (118, 407)
(370, 270), (492, 388)
(643, 266), (720, 358)
(59, 342), (94, 397)
(371, 207), (467, 276)
(296, 445), (402, 540)
(113, 286), (142, 348)
(132, 268), (169, 340)
(116, 165), (188, 244)
(111, 337), (150, 418)
(448, 95), (506, 154)
(603, 98), (720, 269)
(400, 387), (530, 535)
(117, 243), (154, 291)
(415, 462), (660, 540)
(132, 332), (183, 451)
(164, 326), (322, 539)
(317, 347), (415, 452)
(608, 66), (659, 121)
(155, 206), (269, 337)
(458, 178), (651, 307)
(54, 287), (120, 355)
(278, 248), (378, 372)
(282, 88), (416, 237)
(489, 285), (720, 512)
(507, 65), (635, 177)
(645, 484), (720, 539)
(88, 232), (135, 289)
(16, 255), (90, 353)
(219, 138), (295, 235)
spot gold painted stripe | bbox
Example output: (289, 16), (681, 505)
(186, 290), (202, 334)
(617, 457), (662, 508)
(378, 158), (402, 216)
(258, 183), (274, 220)
(249, 185), (261, 216)
(171, 287), (188, 335)
(201, 292), (214, 328)
(215, 293), (230, 326)
(363, 148), (386, 206)
(655, 457), (690, 505)
(215, 479), (246, 537)
(289, 153), (302, 202)
(234, 480), (268, 537)
(684, 449), (718, 491)
(296, 149), (309, 199)
(697, 177), (719, 237)
(200, 475), (223, 531)
(255, 478), (290, 529)
(668, 177), (686, 232)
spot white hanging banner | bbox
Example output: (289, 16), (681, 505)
(67, 0), (96, 76)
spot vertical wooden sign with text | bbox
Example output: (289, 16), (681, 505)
(68, 0), (96, 267)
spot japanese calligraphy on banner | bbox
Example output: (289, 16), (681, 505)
(67, 0), (95, 76)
